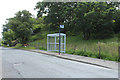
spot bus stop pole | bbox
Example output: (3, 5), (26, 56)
(59, 25), (61, 55)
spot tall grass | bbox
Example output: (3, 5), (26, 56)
(66, 35), (118, 61)
(28, 35), (118, 61)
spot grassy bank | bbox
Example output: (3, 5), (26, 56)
(9, 44), (36, 50)
(9, 34), (119, 62)
(66, 35), (118, 61)
(26, 34), (119, 61)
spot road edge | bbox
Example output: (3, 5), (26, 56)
(28, 49), (118, 70)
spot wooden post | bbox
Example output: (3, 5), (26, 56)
(42, 43), (43, 49)
(99, 45), (101, 59)
(84, 45), (86, 52)
(118, 46), (120, 62)
(37, 43), (39, 49)
(73, 44), (76, 53)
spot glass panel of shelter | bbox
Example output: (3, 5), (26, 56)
(47, 33), (66, 53)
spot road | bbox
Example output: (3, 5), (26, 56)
(1, 47), (118, 78)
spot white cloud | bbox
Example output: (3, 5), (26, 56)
(0, 0), (42, 38)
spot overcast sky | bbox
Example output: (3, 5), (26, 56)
(0, 0), (42, 38)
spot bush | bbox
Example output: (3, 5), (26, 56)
(66, 49), (119, 62)
(39, 47), (47, 50)
(74, 50), (84, 56)
(15, 44), (23, 48)
(30, 33), (44, 41)
(66, 50), (74, 54)
(30, 35), (39, 41)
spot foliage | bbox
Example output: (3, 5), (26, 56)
(35, 2), (68, 31)
(32, 17), (47, 34)
(3, 10), (33, 44)
(30, 33), (43, 41)
(14, 44), (23, 48)
(113, 10), (120, 34)
(25, 34), (118, 61)
(35, 2), (120, 39)
(11, 43), (36, 50)
(66, 49), (118, 61)
(2, 29), (15, 46)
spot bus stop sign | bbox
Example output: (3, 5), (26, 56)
(60, 25), (64, 28)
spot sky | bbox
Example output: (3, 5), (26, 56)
(0, 0), (42, 38)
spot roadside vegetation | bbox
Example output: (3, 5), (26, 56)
(1, 2), (120, 62)
(25, 34), (118, 61)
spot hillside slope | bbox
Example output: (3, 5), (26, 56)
(27, 33), (118, 61)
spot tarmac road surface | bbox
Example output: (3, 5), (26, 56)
(1, 47), (118, 78)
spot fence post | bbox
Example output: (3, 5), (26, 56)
(45, 43), (46, 49)
(38, 43), (39, 49)
(73, 44), (76, 53)
(42, 43), (43, 49)
(99, 45), (101, 59)
(84, 45), (86, 52)
(34, 42), (35, 48)
(119, 46), (120, 62)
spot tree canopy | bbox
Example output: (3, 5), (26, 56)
(35, 2), (120, 39)
(2, 2), (120, 46)
(2, 10), (33, 45)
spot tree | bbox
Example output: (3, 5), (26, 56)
(113, 10), (120, 34)
(72, 2), (117, 39)
(2, 29), (15, 46)
(3, 10), (33, 44)
(35, 2), (67, 32)
(32, 17), (46, 34)
(35, 2), (119, 40)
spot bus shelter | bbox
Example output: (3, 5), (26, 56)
(47, 33), (66, 53)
